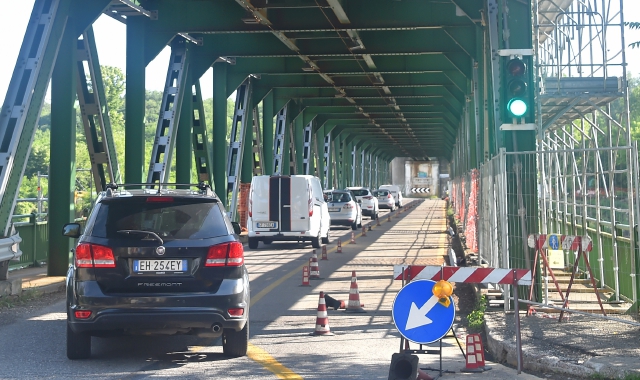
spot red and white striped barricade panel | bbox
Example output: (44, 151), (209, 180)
(526, 234), (593, 252)
(393, 265), (532, 286)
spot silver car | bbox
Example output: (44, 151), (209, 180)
(326, 190), (362, 230)
(373, 189), (396, 211)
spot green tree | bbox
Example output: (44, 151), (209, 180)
(628, 22), (640, 49)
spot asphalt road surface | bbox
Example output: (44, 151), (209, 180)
(0, 200), (541, 379)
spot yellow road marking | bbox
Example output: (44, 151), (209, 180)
(189, 211), (403, 375)
(247, 343), (303, 380)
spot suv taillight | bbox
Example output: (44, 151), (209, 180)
(75, 243), (116, 268)
(206, 242), (244, 267)
(387, 194), (392, 199)
(363, 196), (373, 200)
(343, 202), (354, 209)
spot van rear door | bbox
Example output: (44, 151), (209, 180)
(264, 176), (310, 233)
(289, 176), (311, 232)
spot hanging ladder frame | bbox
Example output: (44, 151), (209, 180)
(147, 40), (190, 186)
(288, 122), (297, 175)
(76, 27), (121, 193)
(226, 79), (252, 221)
(323, 133), (331, 188)
(191, 80), (213, 185)
(0, 0), (64, 237)
(252, 107), (264, 175)
(302, 121), (313, 175)
(272, 104), (287, 175)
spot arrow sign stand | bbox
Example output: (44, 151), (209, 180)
(392, 270), (467, 379)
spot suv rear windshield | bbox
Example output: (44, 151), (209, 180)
(328, 192), (352, 203)
(350, 189), (369, 196)
(90, 198), (229, 240)
(374, 190), (389, 196)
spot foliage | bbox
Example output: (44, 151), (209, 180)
(627, 22), (640, 50)
(467, 295), (487, 331)
(0, 289), (41, 309)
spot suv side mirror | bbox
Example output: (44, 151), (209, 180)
(62, 223), (81, 238)
(231, 222), (242, 235)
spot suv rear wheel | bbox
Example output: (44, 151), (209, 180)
(248, 237), (259, 249)
(67, 323), (91, 360)
(223, 321), (249, 357)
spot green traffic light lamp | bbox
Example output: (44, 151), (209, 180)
(507, 98), (528, 117)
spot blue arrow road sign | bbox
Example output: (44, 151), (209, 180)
(392, 280), (455, 344)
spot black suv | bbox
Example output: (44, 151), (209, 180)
(63, 184), (249, 360)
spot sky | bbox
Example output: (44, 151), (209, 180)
(1, 1), (640, 104)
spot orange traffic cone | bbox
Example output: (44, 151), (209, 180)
(388, 213), (392, 222)
(350, 231), (356, 244)
(345, 271), (366, 313)
(337, 239), (342, 253)
(362, 224), (367, 236)
(321, 245), (328, 260)
(417, 369), (434, 380)
(301, 266), (310, 286)
(311, 291), (334, 336)
(377, 216), (381, 226)
(461, 334), (491, 372)
(309, 251), (320, 279)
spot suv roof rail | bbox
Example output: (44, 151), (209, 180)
(102, 183), (217, 197)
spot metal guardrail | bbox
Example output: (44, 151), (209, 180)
(0, 233), (22, 263)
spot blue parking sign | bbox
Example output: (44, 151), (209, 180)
(392, 280), (455, 344)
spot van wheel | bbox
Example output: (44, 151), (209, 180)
(311, 232), (321, 248)
(248, 238), (259, 249)
(223, 321), (249, 357)
(322, 228), (330, 244)
(67, 323), (91, 360)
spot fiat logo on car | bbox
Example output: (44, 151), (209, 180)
(156, 246), (166, 256)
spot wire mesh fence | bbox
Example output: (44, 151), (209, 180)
(467, 147), (639, 318)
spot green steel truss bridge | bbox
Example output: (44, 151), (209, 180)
(0, 0), (638, 314)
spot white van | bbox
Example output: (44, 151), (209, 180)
(379, 185), (403, 208)
(247, 175), (330, 249)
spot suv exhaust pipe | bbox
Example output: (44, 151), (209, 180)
(212, 323), (222, 333)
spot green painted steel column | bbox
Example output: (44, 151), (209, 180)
(125, 17), (146, 184)
(262, 92), (274, 174)
(501, 0), (538, 279)
(176, 68), (192, 186)
(213, 62), (228, 204)
(48, 17), (76, 276)
(241, 101), (254, 183)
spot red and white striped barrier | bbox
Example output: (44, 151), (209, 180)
(393, 265), (532, 285)
(527, 234), (593, 252)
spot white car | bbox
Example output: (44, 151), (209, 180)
(373, 189), (396, 211)
(379, 185), (403, 208)
(346, 187), (379, 220)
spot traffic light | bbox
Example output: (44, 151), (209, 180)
(503, 56), (532, 121)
